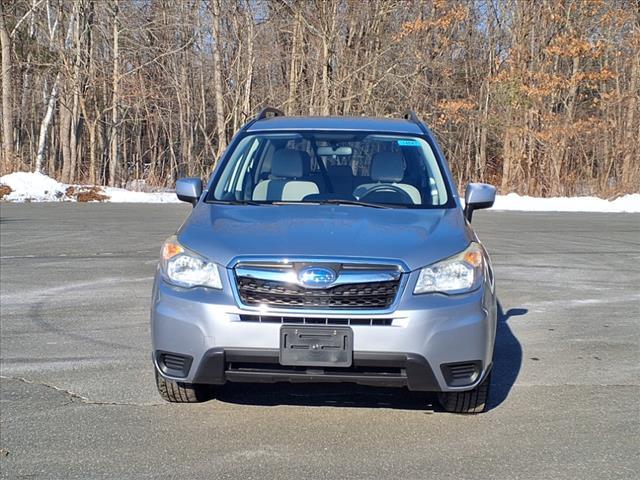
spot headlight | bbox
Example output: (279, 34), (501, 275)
(160, 236), (222, 289)
(414, 242), (484, 294)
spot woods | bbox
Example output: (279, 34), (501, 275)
(0, 0), (638, 196)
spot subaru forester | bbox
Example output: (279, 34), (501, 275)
(151, 109), (497, 413)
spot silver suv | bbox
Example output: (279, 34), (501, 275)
(151, 109), (497, 413)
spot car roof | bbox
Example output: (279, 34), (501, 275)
(245, 116), (424, 135)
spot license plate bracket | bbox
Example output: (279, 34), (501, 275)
(279, 326), (353, 367)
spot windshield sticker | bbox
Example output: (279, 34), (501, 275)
(397, 139), (421, 146)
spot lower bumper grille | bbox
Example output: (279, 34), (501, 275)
(440, 361), (482, 387)
(189, 348), (442, 392)
(157, 351), (193, 378)
(239, 314), (393, 326)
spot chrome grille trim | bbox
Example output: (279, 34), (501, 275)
(228, 257), (408, 315)
(235, 265), (401, 287)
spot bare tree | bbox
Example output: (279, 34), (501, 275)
(0, 2), (14, 171)
(1, 0), (638, 197)
(210, 0), (226, 159)
(108, 0), (119, 186)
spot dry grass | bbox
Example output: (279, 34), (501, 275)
(65, 185), (110, 202)
(0, 184), (13, 199)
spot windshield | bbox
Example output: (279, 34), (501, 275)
(209, 132), (452, 208)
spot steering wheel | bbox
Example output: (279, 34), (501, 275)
(359, 184), (414, 204)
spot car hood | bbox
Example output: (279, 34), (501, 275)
(178, 203), (472, 271)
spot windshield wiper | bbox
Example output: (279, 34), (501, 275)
(210, 199), (263, 206)
(212, 199), (402, 209)
(318, 199), (396, 209)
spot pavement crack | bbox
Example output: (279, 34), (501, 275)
(0, 375), (164, 407)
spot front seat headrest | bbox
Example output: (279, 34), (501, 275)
(271, 149), (304, 179)
(371, 151), (405, 182)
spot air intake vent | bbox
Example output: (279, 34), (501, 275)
(239, 314), (393, 326)
(157, 351), (193, 378)
(440, 361), (482, 387)
(163, 354), (186, 370)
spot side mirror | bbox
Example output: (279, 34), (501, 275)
(176, 178), (202, 206)
(464, 183), (496, 222)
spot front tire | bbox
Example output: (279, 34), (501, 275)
(155, 368), (212, 403)
(438, 372), (491, 414)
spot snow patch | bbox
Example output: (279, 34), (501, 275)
(492, 192), (640, 213)
(102, 186), (181, 203)
(1, 171), (639, 210)
(0, 171), (67, 202)
(0, 171), (180, 203)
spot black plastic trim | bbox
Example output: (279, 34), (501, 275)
(464, 200), (495, 222)
(440, 360), (483, 387)
(155, 351), (194, 378)
(191, 348), (226, 385)
(177, 193), (199, 206)
(188, 347), (442, 391)
(255, 107), (285, 120)
(403, 110), (421, 125)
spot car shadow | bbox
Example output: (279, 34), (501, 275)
(213, 302), (526, 412)
(486, 301), (526, 411)
(214, 382), (438, 411)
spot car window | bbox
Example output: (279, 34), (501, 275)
(211, 132), (451, 208)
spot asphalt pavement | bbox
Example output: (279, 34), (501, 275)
(0, 203), (638, 479)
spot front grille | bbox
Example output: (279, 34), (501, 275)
(236, 277), (399, 309)
(239, 314), (393, 326)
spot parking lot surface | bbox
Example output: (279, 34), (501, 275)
(1, 204), (638, 479)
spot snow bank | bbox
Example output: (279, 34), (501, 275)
(102, 186), (179, 203)
(492, 193), (640, 213)
(1, 171), (639, 211)
(0, 171), (179, 203)
(0, 171), (67, 202)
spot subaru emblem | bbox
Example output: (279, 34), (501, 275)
(298, 266), (337, 289)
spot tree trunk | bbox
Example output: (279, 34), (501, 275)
(0, 2), (14, 171)
(242, 3), (254, 120)
(286, 8), (301, 115)
(321, 36), (330, 116)
(550, 56), (580, 196)
(621, 50), (638, 188)
(320, 1), (338, 116)
(88, 120), (97, 184)
(15, 0), (37, 163)
(198, 67), (213, 162)
(59, 92), (73, 182)
(477, 80), (489, 182)
(69, 2), (82, 183)
(211, 0), (226, 159)
(35, 75), (60, 173)
(108, 0), (120, 186)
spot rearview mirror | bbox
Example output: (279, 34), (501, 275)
(464, 183), (496, 222)
(176, 178), (203, 206)
(317, 146), (352, 156)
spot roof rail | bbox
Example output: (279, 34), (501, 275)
(255, 107), (285, 121)
(403, 110), (431, 137)
(403, 110), (421, 124)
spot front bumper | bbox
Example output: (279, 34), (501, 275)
(156, 348), (443, 390)
(151, 270), (497, 392)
